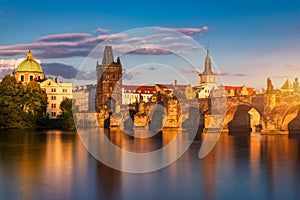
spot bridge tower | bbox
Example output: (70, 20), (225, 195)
(95, 45), (122, 113)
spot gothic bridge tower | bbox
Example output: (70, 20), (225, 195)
(96, 46), (122, 113)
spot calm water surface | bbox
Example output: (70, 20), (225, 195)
(0, 129), (300, 200)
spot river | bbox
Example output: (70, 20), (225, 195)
(0, 129), (300, 200)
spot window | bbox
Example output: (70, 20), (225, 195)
(38, 76), (41, 80)
(51, 96), (56, 100)
(62, 89), (67, 93)
(51, 112), (56, 117)
(30, 75), (33, 81)
(20, 75), (24, 82)
(51, 88), (56, 92)
(113, 74), (115, 79)
(51, 104), (56, 108)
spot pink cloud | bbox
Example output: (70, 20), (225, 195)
(161, 37), (178, 42)
(128, 48), (171, 55)
(37, 33), (91, 42)
(172, 26), (209, 35)
(94, 28), (109, 34)
(182, 67), (200, 74)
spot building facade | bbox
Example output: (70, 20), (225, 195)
(122, 85), (156, 104)
(40, 78), (72, 118)
(73, 84), (96, 112)
(96, 46), (122, 112)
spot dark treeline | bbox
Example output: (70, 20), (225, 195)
(0, 75), (75, 129)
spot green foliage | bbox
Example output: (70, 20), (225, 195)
(57, 98), (75, 129)
(0, 75), (48, 128)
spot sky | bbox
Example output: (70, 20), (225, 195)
(0, 0), (300, 90)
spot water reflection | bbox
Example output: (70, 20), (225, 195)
(0, 130), (300, 199)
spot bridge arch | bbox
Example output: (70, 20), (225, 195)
(281, 104), (300, 131)
(224, 103), (265, 133)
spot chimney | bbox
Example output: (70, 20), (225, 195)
(55, 78), (57, 83)
(174, 79), (177, 86)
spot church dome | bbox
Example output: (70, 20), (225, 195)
(16, 50), (43, 72)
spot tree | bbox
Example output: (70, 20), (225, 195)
(24, 81), (48, 125)
(0, 75), (48, 128)
(58, 98), (75, 129)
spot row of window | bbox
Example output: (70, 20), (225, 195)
(49, 96), (69, 101)
(50, 88), (69, 93)
(20, 75), (42, 82)
(106, 74), (118, 79)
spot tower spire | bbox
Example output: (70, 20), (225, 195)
(202, 46), (215, 75)
(102, 45), (114, 65)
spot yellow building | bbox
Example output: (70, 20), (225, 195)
(14, 50), (72, 118)
(14, 50), (45, 83)
(40, 78), (73, 118)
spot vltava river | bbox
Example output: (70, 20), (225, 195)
(0, 129), (300, 200)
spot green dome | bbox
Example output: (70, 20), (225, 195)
(16, 51), (43, 72)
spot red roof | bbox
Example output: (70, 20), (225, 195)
(123, 85), (156, 94)
(224, 86), (254, 95)
(155, 84), (189, 91)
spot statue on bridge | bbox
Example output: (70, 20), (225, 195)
(293, 77), (300, 93)
(267, 77), (274, 93)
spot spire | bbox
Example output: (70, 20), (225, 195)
(102, 46), (114, 65)
(26, 50), (34, 60)
(116, 56), (121, 65)
(201, 47), (215, 75)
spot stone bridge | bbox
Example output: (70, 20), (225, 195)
(193, 92), (300, 134)
(75, 92), (300, 135)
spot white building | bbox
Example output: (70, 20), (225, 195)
(40, 78), (73, 118)
(73, 85), (96, 112)
(122, 85), (156, 104)
(194, 48), (217, 98)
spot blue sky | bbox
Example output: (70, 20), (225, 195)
(0, 0), (300, 89)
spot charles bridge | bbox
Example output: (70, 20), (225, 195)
(75, 91), (300, 135)
(197, 92), (300, 134)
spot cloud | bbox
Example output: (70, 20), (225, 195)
(42, 63), (78, 79)
(36, 49), (91, 59)
(162, 26), (208, 35)
(37, 33), (91, 42)
(76, 70), (97, 80)
(0, 26), (207, 59)
(161, 37), (178, 42)
(182, 67), (200, 74)
(42, 62), (97, 80)
(122, 68), (141, 80)
(94, 28), (109, 34)
(127, 48), (171, 55)
(0, 49), (28, 56)
(217, 72), (229, 76)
